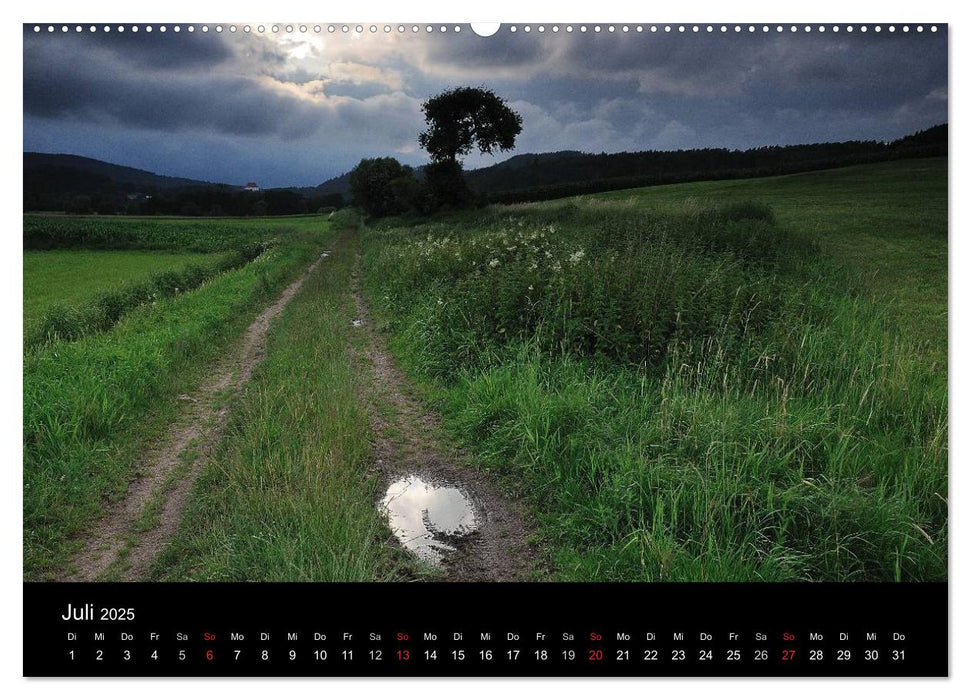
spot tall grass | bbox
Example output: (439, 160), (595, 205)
(362, 199), (947, 582)
(24, 215), (285, 252)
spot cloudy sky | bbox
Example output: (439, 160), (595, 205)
(23, 25), (948, 188)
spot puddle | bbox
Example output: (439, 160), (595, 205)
(380, 474), (478, 565)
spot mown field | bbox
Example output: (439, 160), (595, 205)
(24, 250), (221, 322)
(23, 215), (332, 579)
(362, 157), (947, 582)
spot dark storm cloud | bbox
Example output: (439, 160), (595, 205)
(399, 27), (947, 164)
(22, 25), (948, 187)
(23, 26), (232, 69)
(24, 43), (315, 137)
(421, 28), (946, 109)
(85, 29), (232, 69)
(422, 30), (549, 70)
(613, 31), (935, 108)
(23, 32), (337, 139)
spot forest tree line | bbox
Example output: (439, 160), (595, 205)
(477, 124), (948, 204)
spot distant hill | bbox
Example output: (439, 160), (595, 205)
(23, 153), (343, 216)
(22, 153), (298, 215)
(24, 124), (946, 214)
(311, 171), (353, 198)
(310, 127), (946, 203)
(309, 152), (586, 199)
(24, 152), (226, 192)
(476, 125), (948, 204)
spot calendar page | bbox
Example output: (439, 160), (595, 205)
(21, 18), (948, 678)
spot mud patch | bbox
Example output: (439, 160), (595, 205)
(350, 253), (540, 582)
(380, 474), (478, 565)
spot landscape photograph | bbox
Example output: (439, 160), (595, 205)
(23, 23), (947, 584)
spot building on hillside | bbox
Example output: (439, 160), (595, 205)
(243, 182), (260, 192)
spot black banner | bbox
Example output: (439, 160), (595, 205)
(24, 582), (947, 677)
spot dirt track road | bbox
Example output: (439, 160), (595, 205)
(65, 253), (328, 582)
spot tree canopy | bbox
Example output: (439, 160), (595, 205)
(348, 157), (417, 217)
(418, 87), (523, 164)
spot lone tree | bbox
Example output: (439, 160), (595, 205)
(418, 86), (523, 207)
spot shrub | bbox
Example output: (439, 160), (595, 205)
(349, 157), (419, 217)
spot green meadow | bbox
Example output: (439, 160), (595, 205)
(23, 249), (221, 323)
(592, 158), (947, 351)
